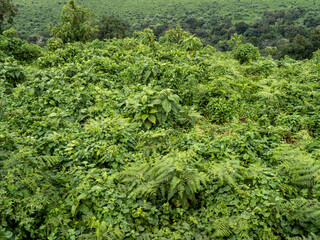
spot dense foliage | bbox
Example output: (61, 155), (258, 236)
(1, 27), (320, 239)
(10, 0), (320, 60)
(49, 0), (98, 43)
(0, 0), (17, 33)
(97, 15), (131, 41)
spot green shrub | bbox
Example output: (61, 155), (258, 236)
(233, 43), (260, 64)
(0, 28), (42, 62)
(0, 61), (27, 87)
(123, 85), (199, 129)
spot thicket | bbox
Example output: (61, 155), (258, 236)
(1, 25), (320, 239)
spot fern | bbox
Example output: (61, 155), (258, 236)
(4, 150), (60, 172)
(286, 233), (319, 240)
(276, 145), (320, 187)
(87, 217), (124, 240)
(212, 217), (232, 237)
(279, 198), (320, 235)
(120, 151), (206, 208)
(208, 157), (248, 193)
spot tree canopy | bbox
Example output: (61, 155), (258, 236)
(97, 15), (131, 40)
(0, 0), (17, 33)
(50, 0), (98, 43)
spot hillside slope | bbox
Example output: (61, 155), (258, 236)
(1, 28), (320, 239)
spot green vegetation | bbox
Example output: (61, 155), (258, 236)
(9, 0), (320, 59)
(97, 15), (131, 40)
(1, 24), (320, 238)
(49, 0), (98, 43)
(0, 0), (17, 33)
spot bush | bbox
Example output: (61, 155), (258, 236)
(0, 61), (27, 87)
(233, 43), (260, 64)
(0, 28), (42, 62)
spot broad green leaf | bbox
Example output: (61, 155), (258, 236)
(162, 99), (172, 114)
(152, 66), (158, 76)
(141, 95), (148, 104)
(135, 112), (143, 120)
(148, 115), (157, 124)
(144, 121), (152, 129)
(168, 94), (180, 103)
(149, 108), (158, 114)
(141, 114), (149, 121)
(150, 99), (161, 105)
(77, 193), (87, 200)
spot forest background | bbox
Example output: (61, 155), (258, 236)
(10, 0), (320, 60)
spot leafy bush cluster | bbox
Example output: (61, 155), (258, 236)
(1, 28), (320, 239)
(0, 28), (42, 62)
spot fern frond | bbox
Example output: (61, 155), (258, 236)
(212, 217), (232, 237)
(120, 151), (206, 207)
(35, 155), (60, 167)
(276, 146), (320, 187)
(209, 158), (246, 190)
(281, 198), (320, 229)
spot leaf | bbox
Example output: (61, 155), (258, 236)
(144, 70), (151, 79)
(144, 121), (152, 129)
(162, 99), (172, 114)
(135, 112), (143, 120)
(141, 95), (148, 104)
(152, 66), (158, 77)
(148, 115), (157, 124)
(149, 108), (158, 114)
(170, 176), (181, 192)
(76, 193), (87, 201)
(141, 114), (149, 122)
(168, 94), (180, 103)
(71, 205), (76, 216)
(157, 113), (168, 123)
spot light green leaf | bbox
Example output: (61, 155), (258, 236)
(141, 95), (148, 104)
(162, 99), (172, 114)
(135, 112), (143, 120)
(148, 115), (157, 124)
(141, 114), (149, 122)
(170, 176), (181, 191)
(149, 108), (158, 114)
(168, 94), (180, 103)
(76, 193), (87, 201)
(71, 205), (76, 216)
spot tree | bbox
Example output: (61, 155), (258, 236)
(0, 0), (17, 33)
(233, 42), (260, 64)
(310, 28), (320, 51)
(97, 15), (131, 40)
(50, 0), (98, 43)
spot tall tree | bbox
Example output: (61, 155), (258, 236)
(50, 0), (98, 43)
(0, 0), (17, 33)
